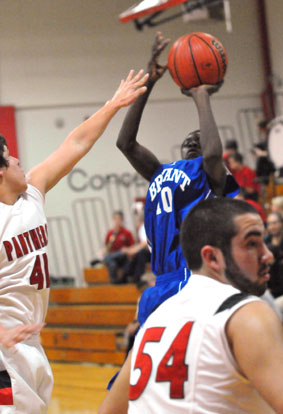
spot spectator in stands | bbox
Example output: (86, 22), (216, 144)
(236, 187), (266, 223)
(265, 212), (283, 299)
(222, 139), (238, 172)
(271, 196), (283, 219)
(228, 152), (260, 198)
(91, 211), (135, 284)
(251, 119), (275, 184)
(120, 204), (150, 284)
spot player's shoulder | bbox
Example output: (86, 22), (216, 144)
(225, 297), (281, 349)
(25, 184), (45, 205)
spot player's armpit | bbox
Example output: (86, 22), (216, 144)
(226, 301), (283, 413)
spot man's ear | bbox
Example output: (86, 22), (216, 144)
(200, 245), (223, 272)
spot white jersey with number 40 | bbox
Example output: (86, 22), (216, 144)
(0, 185), (50, 329)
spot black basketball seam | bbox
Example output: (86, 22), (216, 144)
(188, 36), (202, 86)
(173, 37), (186, 88)
(194, 34), (221, 83)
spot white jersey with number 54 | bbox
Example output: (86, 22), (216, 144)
(129, 274), (274, 414)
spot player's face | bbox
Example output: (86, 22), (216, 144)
(224, 213), (273, 296)
(181, 133), (202, 160)
(1, 146), (27, 193)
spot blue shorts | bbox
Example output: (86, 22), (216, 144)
(107, 267), (190, 390)
(138, 267), (190, 326)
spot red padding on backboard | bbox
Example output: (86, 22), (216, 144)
(0, 106), (18, 158)
(119, 0), (188, 23)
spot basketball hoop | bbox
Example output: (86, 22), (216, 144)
(119, 0), (232, 32)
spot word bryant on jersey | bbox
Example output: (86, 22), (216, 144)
(149, 167), (191, 201)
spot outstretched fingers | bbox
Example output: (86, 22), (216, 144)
(125, 69), (135, 82)
(152, 31), (170, 58)
(123, 69), (148, 88)
(112, 70), (148, 107)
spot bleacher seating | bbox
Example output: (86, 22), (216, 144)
(41, 266), (140, 365)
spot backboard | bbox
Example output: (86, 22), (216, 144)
(119, 0), (188, 23)
(119, 0), (232, 32)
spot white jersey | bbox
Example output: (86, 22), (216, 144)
(129, 274), (275, 414)
(0, 184), (49, 329)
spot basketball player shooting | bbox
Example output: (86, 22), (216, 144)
(117, 31), (238, 327)
(98, 32), (238, 414)
(0, 69), (148, 413)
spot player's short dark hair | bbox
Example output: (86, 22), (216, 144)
(180, 198), (258, 271)
(0, 135), (8, 168)
(229, 152), (243, 164)
(225, 139), (238, 150)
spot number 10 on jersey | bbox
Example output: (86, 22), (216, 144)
(156, 187), (173, 215)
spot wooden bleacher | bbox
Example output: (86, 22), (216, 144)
(42, 266), (140, 365)
(261, 180), (283, 212)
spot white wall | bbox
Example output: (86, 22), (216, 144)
(0, 0), (269, 106)
(1, 0), (282, 282)
(266, 0), (283, 93)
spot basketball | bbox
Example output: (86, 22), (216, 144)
(167, 32), (228, 89)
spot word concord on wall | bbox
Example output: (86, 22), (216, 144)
(68, 168), (147, 192)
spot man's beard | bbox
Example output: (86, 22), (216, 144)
(224, 249), (267, 297)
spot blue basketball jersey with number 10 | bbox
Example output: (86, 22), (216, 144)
(144, 156), (239, 278)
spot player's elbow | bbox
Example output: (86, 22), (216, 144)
(116, 136), (134, 155)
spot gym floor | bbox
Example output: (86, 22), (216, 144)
(48, 363), (118, 414)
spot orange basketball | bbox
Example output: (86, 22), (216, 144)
(167, 32), (228, 89)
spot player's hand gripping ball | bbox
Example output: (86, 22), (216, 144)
(168, 32), (228, 89)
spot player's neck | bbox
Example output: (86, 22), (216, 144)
(0, 187), (22, 205)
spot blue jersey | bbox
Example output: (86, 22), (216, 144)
(145, 157), (239, 278)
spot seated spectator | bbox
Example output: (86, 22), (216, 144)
(120, 205), (150, 284)
(265, 212), (283, 299)
(91, 211), (135, 284)
(236, 187), (266, 223)
(228, 152), (260, 198)
(251, 119), (275, 184)
(270, 195), (283, 218)
(222, 139), (238, 172)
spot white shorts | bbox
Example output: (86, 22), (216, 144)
(0, 335), (53, 414)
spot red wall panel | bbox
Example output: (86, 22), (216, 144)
(0, 106), (18, 158)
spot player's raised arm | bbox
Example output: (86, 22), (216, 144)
(116, 32), (170, 182)
(182, 84), (226, 196)
(27, 69), (148, 195)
